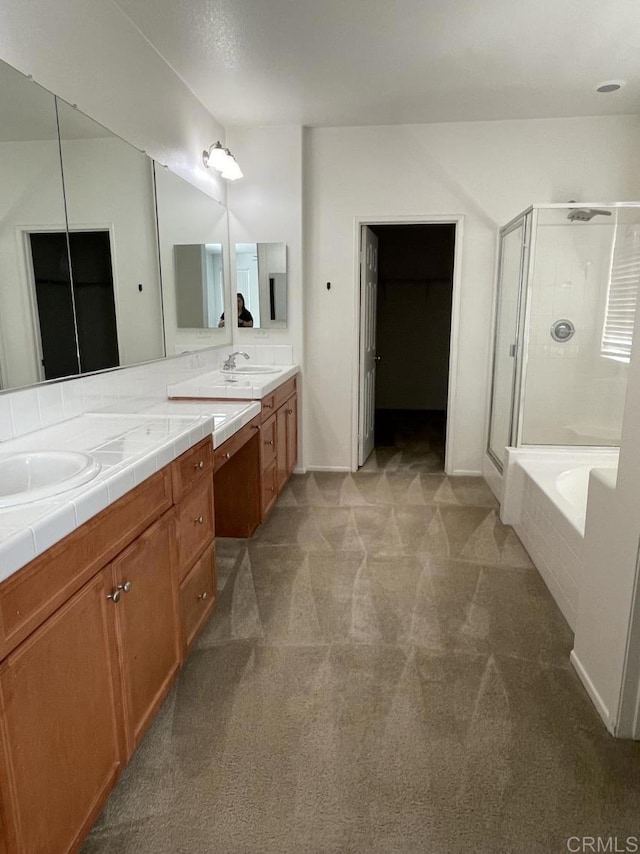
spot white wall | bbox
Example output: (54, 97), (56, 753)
(0, 0), (226, 202)
(304, 117), (640, 472)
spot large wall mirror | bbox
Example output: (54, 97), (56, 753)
(0, 59), (166, 391)
(0, 56), (232, 392)
(234, 242), (287, 329)
(0, 60), (70, 389)
(155, 165), (232, 354)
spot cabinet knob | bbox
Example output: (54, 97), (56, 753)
(224, 452), (230, 459)
(194, 515), (204, 524)
(269, 486), (275, 492)
(118, 581), (132, 593)
(198, 591), (208, 601)
(193, 460), (204, 470)
(266, 439), (274, 446)
(264, 403), (273, 409)
(106, 590), (121, 603)
(288, 409), (293, 415)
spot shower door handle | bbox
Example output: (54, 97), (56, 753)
(509, 344), (516, 357)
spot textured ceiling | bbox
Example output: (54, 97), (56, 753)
(113, 0), (640, 127)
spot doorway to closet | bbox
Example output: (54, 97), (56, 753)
(356, 220), (459, 473)
(29, 230), (119, 381)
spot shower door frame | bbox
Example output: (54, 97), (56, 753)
(491, 202), (640, 464)
(486, 207), (534, 472)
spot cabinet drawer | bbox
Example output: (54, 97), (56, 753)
(214, 414), (261, 473)
(171, 437), (213, 502)
(260, 393), (276, 421)
(0, 468), (172, 660)
(180, 546), (216, 652)
(260, 414), (277, 470)
(261, 460), (278, 517)
(274, 376), (297, 410)
(176, 479), (214, 580)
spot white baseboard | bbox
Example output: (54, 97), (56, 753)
(570, 650), (614, 734)
(306, 465), (351, 472)
(449, 469), (483, 477)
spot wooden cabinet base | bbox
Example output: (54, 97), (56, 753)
(214, 426), (262, 538)
(0, 570), (124, 854)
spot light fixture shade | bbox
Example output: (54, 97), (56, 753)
(203, 140), (243, 180)
(204, 141), (229, 171)
(221, 157), (243, 181)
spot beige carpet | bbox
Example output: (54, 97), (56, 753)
(82, 466), (640, 854)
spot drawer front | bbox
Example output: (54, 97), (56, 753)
(260, 393), (276, 421)
(261, 460), (278, 518)
(171, 437), (213, 502)
(176, 479), (214, 580)
(274, 376), (297, 410)
(214, 414), (261, 473)
(180, 546), (216, 652)
(260, 414), (277, 471)
(0, 468), (172, 660)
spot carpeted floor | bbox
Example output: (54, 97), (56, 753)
(82, 421), (640, 854)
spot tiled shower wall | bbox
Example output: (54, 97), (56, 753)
(522, 222), (627, 446)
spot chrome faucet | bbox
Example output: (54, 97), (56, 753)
(222, 351), (250, 371)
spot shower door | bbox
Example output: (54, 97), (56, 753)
(487, 214), (530, 469)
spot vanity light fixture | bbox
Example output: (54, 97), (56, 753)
(202, 141), (243, 180)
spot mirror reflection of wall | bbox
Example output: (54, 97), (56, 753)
(154, 164), (232, 354)
(234, 242), (287, 328)
(174, 243), (224, 329)
(0, 61), (70, 389)
(56, 100), (164, 373)
(0, 57), (167, 393)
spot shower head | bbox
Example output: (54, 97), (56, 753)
(567, 207), (612, 222)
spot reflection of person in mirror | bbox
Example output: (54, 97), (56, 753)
(236, 293), (254, 327)
(218, 294), (254, 327)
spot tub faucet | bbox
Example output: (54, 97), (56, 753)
(222, 351), (250, 371)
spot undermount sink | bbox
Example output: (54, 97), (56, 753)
(0, 451), (101, 508)
(226, 365), (281, 375)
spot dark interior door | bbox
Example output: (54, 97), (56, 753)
(69, 231), (119, 373)
(30, 230), (119, 380)
(29, 232), (79, 380)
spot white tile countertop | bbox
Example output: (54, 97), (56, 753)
(167, 364), (299, 401)
(0, 399), (260, 582)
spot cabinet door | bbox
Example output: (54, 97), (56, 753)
(112, 512), (181, 758)
(0, 568), (123, 854)
(276, 403), (288, 493)
(286, 393), (298, 476)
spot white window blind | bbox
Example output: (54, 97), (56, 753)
(601, 224), (640, 364)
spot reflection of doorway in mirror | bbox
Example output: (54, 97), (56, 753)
(235, 246), (261, 327)
(28, 230), (119, 380)
(205, 244), (224, 328)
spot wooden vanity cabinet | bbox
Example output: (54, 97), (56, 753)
(174, 440), (217, 655)
(260, 378), (298, 518)
(0, 567), (124, 854)
(0, 435), (217, 854)
(110, 512), (181, 759)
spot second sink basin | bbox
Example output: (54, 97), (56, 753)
(0, 451), (101, 508)
(227, 365), (281, 375)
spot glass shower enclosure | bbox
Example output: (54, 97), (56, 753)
(488, 203), (640, 471)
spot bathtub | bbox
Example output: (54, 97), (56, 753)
(500, 449), (619, 630)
